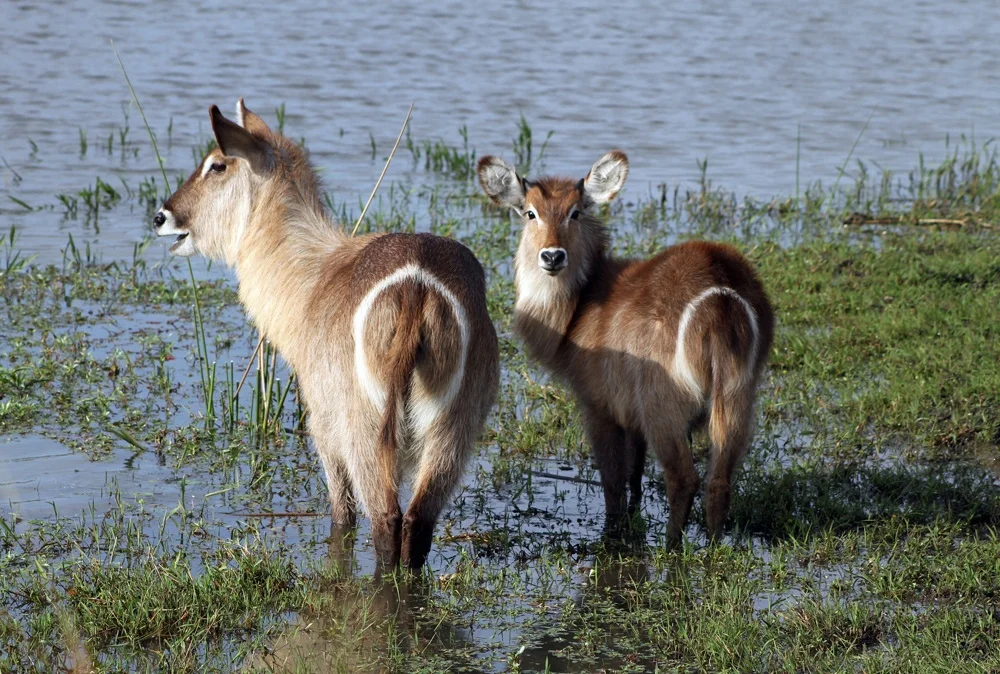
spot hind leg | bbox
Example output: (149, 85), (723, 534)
(370, 472), (403, 574)
(401, 421), (473, 570)
(645, 425), (698, 549)
(370, 498), (403, 574)
(705, 397), (755, 541)
(314, 431), (358, 527)
(326, 456), (358, 528)
(627, 432), (647, 516)
(340, 434), (402, 573)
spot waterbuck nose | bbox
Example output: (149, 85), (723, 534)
(153, 211), (166, 228)
(539, 248), (567, 272)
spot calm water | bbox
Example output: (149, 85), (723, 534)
(2, 0), (999, 262)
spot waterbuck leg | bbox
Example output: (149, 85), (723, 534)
(646, 427), (698, 549)
(371, 501), (403, 574)
(325, 453), (358, 528)
(327, 523), (357, 577)
(583, 409), (633, 537)
(345, 436), (402, 574)
(627, 431), (647, 516)
(705, 394), (754, 541)
(402, 424), (472, 570)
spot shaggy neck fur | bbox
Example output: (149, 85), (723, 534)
(232, 161), (346, 366)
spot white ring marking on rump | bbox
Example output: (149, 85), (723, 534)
(352, 263), (470, 432)
(672, 286), (759, 398)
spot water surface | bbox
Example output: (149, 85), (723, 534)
(2, 0), (999, 262)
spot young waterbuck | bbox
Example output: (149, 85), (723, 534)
(477, 151), (773, 546)
(155, 100), (499, 570)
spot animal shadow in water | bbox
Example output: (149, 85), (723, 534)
(249, 525), (477, 673)
(731, 455), (1000, 541)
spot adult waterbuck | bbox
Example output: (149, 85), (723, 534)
(155, 100), (499, 570)
(477, 151), (773, 546)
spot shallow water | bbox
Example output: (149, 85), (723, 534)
(2, 0), (1000, 262)
(0, 435), (139, 520)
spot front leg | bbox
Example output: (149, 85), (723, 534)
(582, 407), (630, 535)
(327, 523), (357, 577)
(627, 431), (647, 516)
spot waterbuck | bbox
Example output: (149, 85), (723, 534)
(477, 151), (773, 546)
(155, 100), (499, 570)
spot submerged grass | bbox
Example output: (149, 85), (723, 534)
(1, 113), (999, 671)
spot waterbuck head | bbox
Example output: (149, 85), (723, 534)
(477, 151), (628, 301)
(154, 99), (314, 264)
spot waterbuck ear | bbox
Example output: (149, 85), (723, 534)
(477, 155), (527, 212)
(209, 105), (273, 172)
(583, 150), (629, 205)
(235, 98), (272, 137)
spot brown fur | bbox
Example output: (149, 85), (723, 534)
(478, 151), (774, 546)
(157, 101), (499, 571)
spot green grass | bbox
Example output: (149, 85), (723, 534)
(761, 233), (1000, 458)
(1, 115), (999, 671)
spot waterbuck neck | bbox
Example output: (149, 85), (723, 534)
(513, 291), (578, 368)
(512, 251), (619, 368)
(512, 258), (588, 368)
(232, 194), (345, 364)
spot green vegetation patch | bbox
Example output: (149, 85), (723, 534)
(761, 232), (1000, 459)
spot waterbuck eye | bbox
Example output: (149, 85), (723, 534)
(210, 162), (226, 173)
(526, 210), (537, 220)
(570, 210), (580, 220)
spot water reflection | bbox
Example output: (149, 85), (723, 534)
(253, 529), (660, 673)
(516, 552), (654, 673)
(250, 525), (475, 673)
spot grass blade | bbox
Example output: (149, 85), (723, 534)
(352, 103), (414, 236)
(107, 424), (148, 452)
(829, 106), (877, 205)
